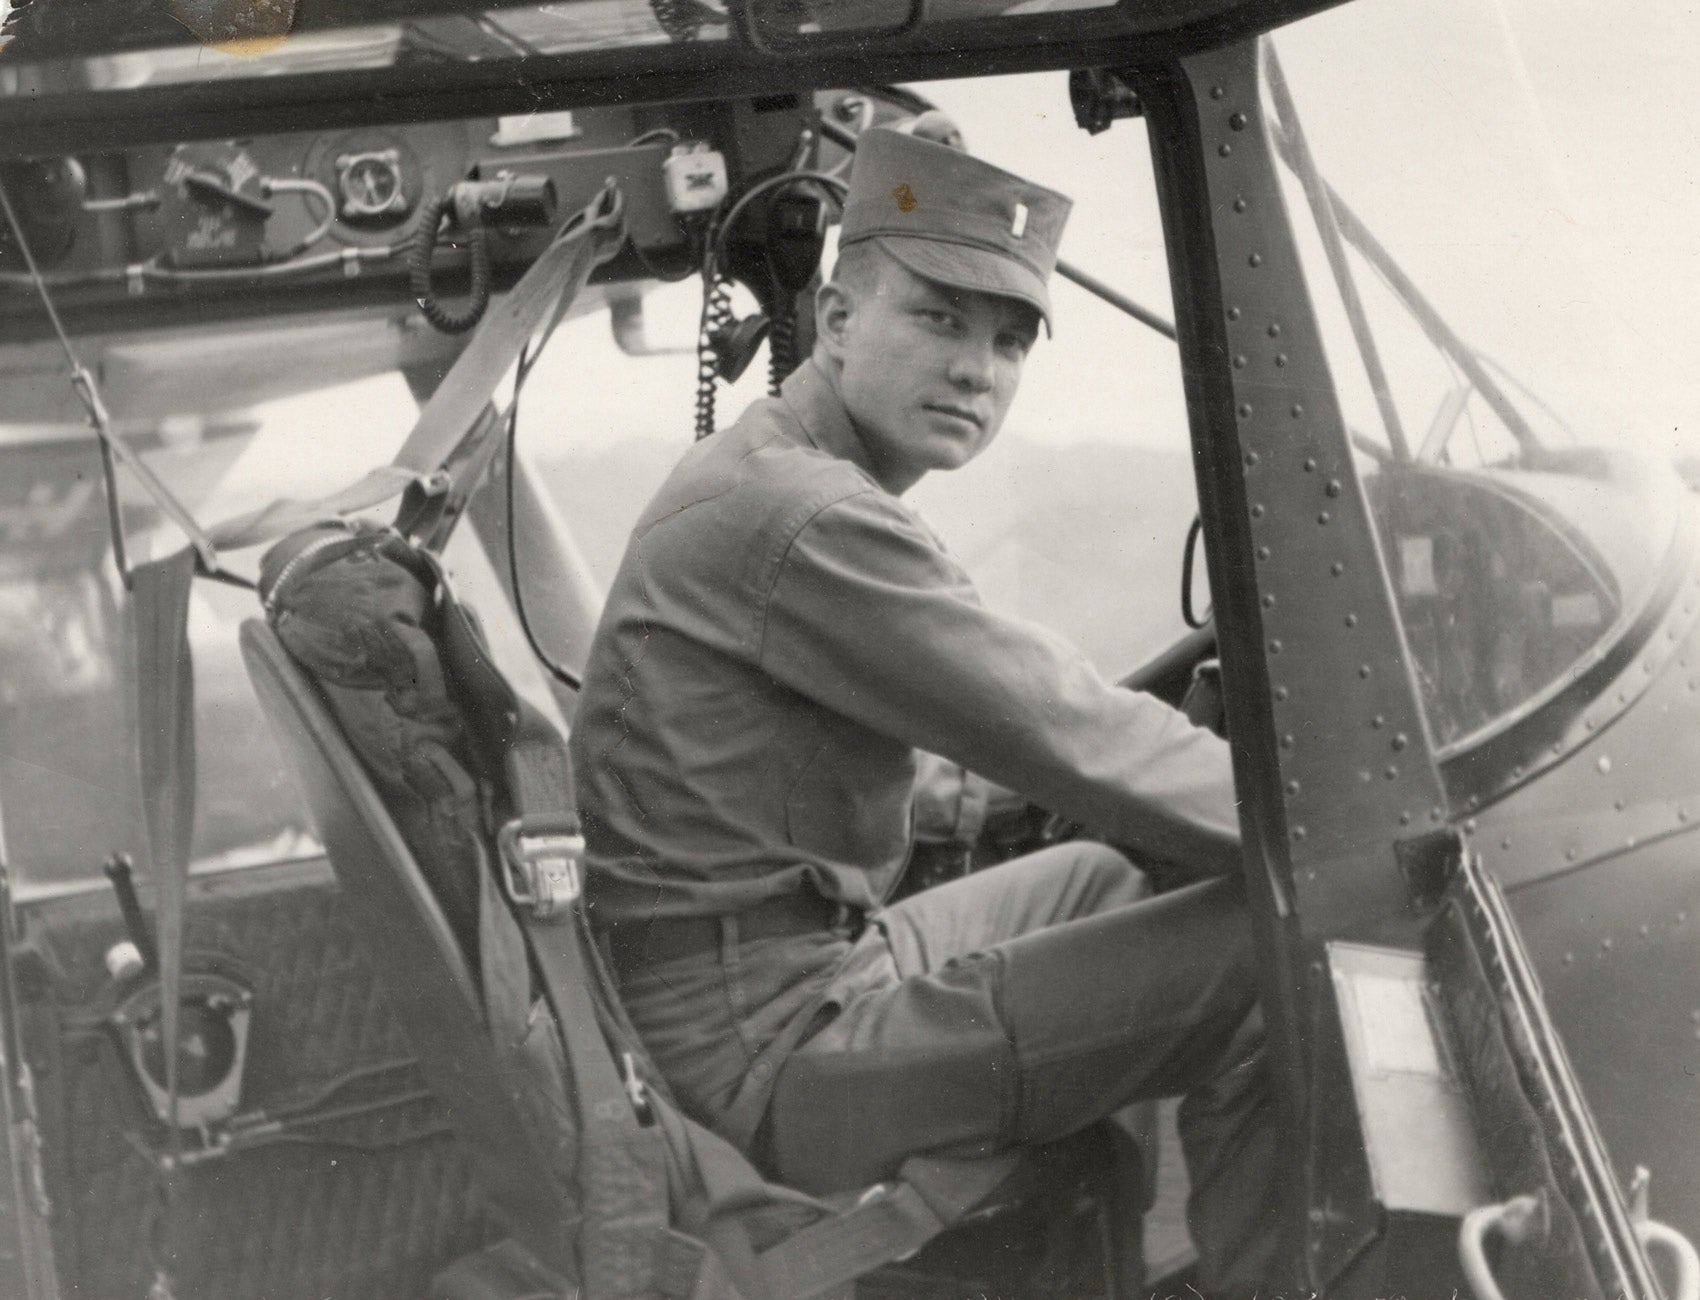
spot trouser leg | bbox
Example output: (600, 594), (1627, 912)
(877, 839), (1153, 974)
(1176, 1009), (1283, 1298)
(769, 860), (1283, 1296)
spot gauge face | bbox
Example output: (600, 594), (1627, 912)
(335, 149), (408, 220)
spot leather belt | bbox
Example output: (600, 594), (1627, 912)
(599, 892), (858, 976)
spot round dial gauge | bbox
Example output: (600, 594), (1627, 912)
(335, 149), (409, 220)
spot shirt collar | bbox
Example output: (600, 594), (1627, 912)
(780, 358), (882, 484)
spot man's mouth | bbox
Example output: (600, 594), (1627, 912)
(923, 403), (984, 429)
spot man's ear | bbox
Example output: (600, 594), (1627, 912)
(814, 278), (854, 363)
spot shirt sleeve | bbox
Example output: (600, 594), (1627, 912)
(757, 489), (1242, 874)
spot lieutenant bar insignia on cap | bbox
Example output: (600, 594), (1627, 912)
(837, 128), (1072, 329)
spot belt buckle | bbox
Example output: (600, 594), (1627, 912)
(497, 816), (583, 920)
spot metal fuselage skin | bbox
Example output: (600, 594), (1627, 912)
(1479, 554), (1700, 1237)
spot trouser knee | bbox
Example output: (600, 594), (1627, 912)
(1065, 841), (1151, 911)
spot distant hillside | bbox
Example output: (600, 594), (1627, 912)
(536, 432), (1200, 674)
(910, 438), (1200, 671)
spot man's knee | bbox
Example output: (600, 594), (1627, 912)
(1056, 840), (1151, 913)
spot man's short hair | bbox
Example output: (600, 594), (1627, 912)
(829, 240), (891, 295)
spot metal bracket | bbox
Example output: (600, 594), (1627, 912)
(1395, 827), (1464, 914)
(1069, 68), (1142, 135)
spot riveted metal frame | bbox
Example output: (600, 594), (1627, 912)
(1132, 46), (1490, 1293)
(1133, 50), (1308, 1119)
(1137, 40), (1449, 940)
(1131, 52), (1470, 1261)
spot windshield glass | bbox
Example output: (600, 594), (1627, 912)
(1267, 7), (1690, 750)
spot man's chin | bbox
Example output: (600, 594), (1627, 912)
(913, 423), (991, 467)
(930, 436), (990, 472)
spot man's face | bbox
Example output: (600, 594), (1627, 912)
(823, 251), (1039, 493)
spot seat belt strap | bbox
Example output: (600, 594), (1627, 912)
(755, 1154), (1020, 1300)
(208, 184), (626, 553)
(131, 550), (200, 1135)
(655, 1229), (746, 1300)
(475, 627), (1022, 1300)
(128, 548), (201, 1297)
(757, 1182), (944, 1300)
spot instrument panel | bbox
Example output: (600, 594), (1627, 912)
(0, 94), (812, 340)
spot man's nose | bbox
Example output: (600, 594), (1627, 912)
(946, 338), (995, 392)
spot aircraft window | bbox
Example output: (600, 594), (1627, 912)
(0, 552), (326, 896)
(1266, 11), (1685, 749)
(908, 74), (1195, 675)
(531, 72), (1197, 679)
(0, 372), (584, 896)
(438, 525), (574, 736)
(0, 563), (138, 892)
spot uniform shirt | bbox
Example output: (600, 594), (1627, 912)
(569, 358), (1241, 924)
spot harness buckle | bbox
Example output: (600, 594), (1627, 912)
(621, 1051), (654, 1124)
(497, 816), (583, 920)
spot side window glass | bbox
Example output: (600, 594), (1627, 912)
(1267, 13), (1683, 748)
(908, 75), (1196, 676)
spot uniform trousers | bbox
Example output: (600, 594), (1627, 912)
(617, 843), (1284, 1297)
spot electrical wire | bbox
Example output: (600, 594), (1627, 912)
(240, 1057), (422, 1125)
(694, 169), (847, 434)
(82, 191), (160, 214)
(260, 176), (337, 260)
(0, 242), (400, 289)
(709, 169), (846, 270)
(694, 271), (735, 438)
(410, 193), (492, 334)
(504, 341), (584, 692)
(767, 303), (795, 396)
(626, 126), (682, 148)
(1180, 514), (1211, 629)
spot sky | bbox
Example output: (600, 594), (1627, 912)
(209, 0), (1700, 517)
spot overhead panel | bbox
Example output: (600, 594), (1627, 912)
(0, 0), (1349, 155)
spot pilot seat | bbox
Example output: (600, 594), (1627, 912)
(240, 523), (1151, 1300)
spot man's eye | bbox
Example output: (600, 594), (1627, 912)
(918, 308), (958, 329)
(997, 332), (1032, 357)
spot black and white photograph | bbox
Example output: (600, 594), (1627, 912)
(0, 2), (1697, 1297)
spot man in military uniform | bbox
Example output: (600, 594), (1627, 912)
(570, 128), (1281, 1294)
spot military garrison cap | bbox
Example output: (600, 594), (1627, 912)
(838, 127), (1072, 329)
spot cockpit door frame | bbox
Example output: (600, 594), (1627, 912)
(1135, 30), (1443, 984)
(1129, 38), (1489, 1291)
(1131, 17), (1456, 1144)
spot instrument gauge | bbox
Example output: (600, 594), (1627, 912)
(334, 148), (411, 222)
